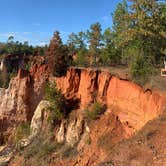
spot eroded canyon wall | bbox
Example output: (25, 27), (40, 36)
(56, 68), (166, 132)
(0, 66), (165, 142)
(0, 64), (48, 141)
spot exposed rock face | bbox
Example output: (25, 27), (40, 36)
(56, 110), (85, 146)
(0, 64), (48, 143)
(56, 68), (166, 133)
(0, 66), (165, 166)
(0, 66), (165, 143)
(30, 100), (50, 137)
(0, 100), (50, 165)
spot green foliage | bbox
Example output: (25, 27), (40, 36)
(112, 0), (129, 45)
(18, 132), (78, 165)
(84, 134), (91, 145)
(101, 28), (121, 65)
(114, 0), (166, 63)
(0, 36), (46, 55)
(85, 102), (105, 120)
(131, 55), (154, 84)
(13, 122), (30, 144)
(47, 31), (68, 77)
(67, 31), (87, 55)
(59, 145), (78, 159)
(23, 138), (58, 159)
(20, 134), (63, 166)
(45, 81), (66, 122)
(25, 62), (31, 71)
(87, 22), (103, 64)
(75, 48), (88, 66)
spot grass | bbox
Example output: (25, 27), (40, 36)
(59, 145), (78, 159)
(85, 102), (105, 120)
(18, 133), (63, 166)
(84, 134), (91, 145)
(13, 122), (30, 144)
(23, 135), (61, 159)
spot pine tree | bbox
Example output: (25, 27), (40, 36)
(47, 31), (68, 77)
(87, 22), (103, 65)
(116, 0), (166, 63)
(67, 32), (86, 53)
(101, 28), (121, 65)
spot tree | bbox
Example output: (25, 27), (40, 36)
(67, 31), (87, 54)
(67, 33), (77, 55)
(47, 31), (68, 77)
(115, 0), (166, 63)
(45, 81), (66, 121)
(7, 36), (14, 43)
(101, 28), (121, 65)
(111, 0), (166, 79)
(87, 22), (103, 65)
(113, 0), (130, 45)
(112, 0), (131, 63)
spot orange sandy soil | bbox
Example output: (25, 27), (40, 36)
(10, 111), (166, 166)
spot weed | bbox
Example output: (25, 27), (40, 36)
(13, 122), (30, 144)
(85, 102), (105, 120)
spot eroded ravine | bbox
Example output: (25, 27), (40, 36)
(0, 65), (165, 165)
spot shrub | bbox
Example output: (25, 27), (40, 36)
(21, 134), (63, 166)
(59, 145), (78, 159)
(84, 134), (91, 145)
(45, 81), (66, 122)
(130, 55), (153, 84)
(85, 102), (105, 120)
(13, 122), (30, 144)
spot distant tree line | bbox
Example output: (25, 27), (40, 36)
(0, 36), (48, 88)
(0, 36), (47, 56)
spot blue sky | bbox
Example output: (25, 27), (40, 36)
(0, 0), (121, 46)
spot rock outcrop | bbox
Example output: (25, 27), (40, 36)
(56, 68), (166, 134)
(56, 110), (85, 146)
(0, 66), (165, 143)
(30, 100), (50, 137)
(0, 64), (48, 143)
(0, 66), (165, 166)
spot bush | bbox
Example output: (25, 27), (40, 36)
(13, 122), (30, 144)
(130, 55), (153, 84)
(85, 102), (105, 120)
(21, 134), (63, 166)
(45, 81), (66, 122)
(59, 145), (78, 159)
(84, 134), (91, 145)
